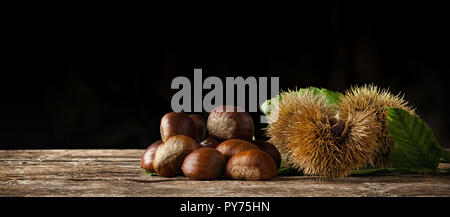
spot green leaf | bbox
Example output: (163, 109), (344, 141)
(350, 168), (392, 176)
(261, 94), (283, 115)
(440, 147), (450, 163)
(260, 99), (272, 115)
(143, 170), (158, 176)
(320, 88), (343, 105)
(350, 168), (416, 176)
(298, 87), (343, 105)
(277, 166), (303, 176)
(261, 87), (342, 115)
(387, 107), (442, 170)
(299, 86), (321, 96)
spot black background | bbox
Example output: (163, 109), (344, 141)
(0, 197), (444, 216)
(2, 2), (449, 149)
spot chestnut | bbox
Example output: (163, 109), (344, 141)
(207, 105), (254, 141)
(225, 149), (277, 181)
(188, 114), (206, 141)
(182, 147), (226, 180)
(160, 112), (199, 142)
(329, 117), (347, 139)
(252, 140), (281, 169)
(153, 135), (201, 177)
(140, 140), (163, 173)
(216, 139), (259, 160)
(199, 136), (222, 148)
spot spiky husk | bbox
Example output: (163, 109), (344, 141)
(338, 84), (415, 167)
(265, 90), (381, 179)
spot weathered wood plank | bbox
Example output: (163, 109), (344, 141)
(0, 149), (449, 197)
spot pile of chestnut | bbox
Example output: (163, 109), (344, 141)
(140, 105), (281, 181)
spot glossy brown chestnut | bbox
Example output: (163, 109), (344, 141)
(160, 112), (199, 142)
(225, 149), (277, 181)
(207, 105), (254, 141)
(182, 147), (226, 180)
(188, 114), (206, 141)
(252, 140), (281, 169)
(140, 140), (163, 173)
(153, 135), (201, 177)
(199, 136), (222, 148)
(329, 117), (347, 139)
(216, 139), (259, 160)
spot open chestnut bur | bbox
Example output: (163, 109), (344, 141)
(153, 135), (201, 177)
(226, 149), (277, 181)
(160, 112), (199, 142)
(207, 105), (254, 141)
(182, 147), (226, 180)
(140, 140), (163, 173)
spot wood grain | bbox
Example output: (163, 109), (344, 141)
(0, 149), (449, 197)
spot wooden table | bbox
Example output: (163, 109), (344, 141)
(1, 149), (449, 197)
